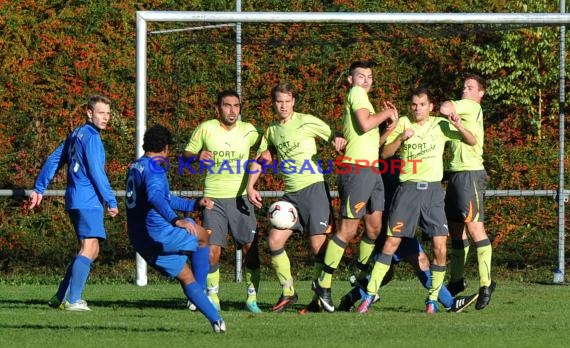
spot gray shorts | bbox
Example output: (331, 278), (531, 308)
(445, 170), (488, 223)
(338, 165), (385, 219)
(203, 196), (257, 248)
(282, 181), (332, 235)
(387, 181), (448, 238)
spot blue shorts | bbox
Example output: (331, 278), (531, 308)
(68, 209), (106, 241)
(142, 218), (199, 278)
(392, 237), (424, 263)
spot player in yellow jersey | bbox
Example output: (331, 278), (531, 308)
(440, 74), (496, 310)
(357, 86), (476, 313)
(183, 90), (263, 313)
(247, 83), (345, 313)
(312, 60), (398, 312)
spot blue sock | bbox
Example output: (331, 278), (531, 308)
(191, 246), (210, 291)
(438, 284), (454, 309)
(183, 281), (221, 323)
(55, 259), (74, 301)
(416, 270), (453, 308)
(69, 255), (92, 304)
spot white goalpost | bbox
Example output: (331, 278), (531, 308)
(134, 10), (570, 287)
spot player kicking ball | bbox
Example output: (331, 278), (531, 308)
(125, 125), (225, 333)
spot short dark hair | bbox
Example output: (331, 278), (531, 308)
(411, 86), (432, 102)
(465, 74), (486, 92)
(348, 60), (375, 76)
(271, 82), (296, 101)
(217, 90), (241, 107)
(87, 93), (111, 111)
(143, 124), (172, 152)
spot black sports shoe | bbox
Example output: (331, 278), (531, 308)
(311, 280), (334, 312)
(338, 286), (362, 312)
(271, 292), (298, 312)
(475, 280), (496, 310)
(448, 293), (479, 313)
(447, 278), (467, 296)
(298, 298), (322, 314)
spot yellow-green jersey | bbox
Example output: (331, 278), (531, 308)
(342, 86), (379, 165)
(185, 119), (262, 198)
(258, 112), (332, 193)
(447, 99), (484, 171)
(386, 116), (466, 183)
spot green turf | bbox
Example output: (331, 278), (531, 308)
(0, 279), (568, 348)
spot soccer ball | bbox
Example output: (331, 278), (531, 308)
(268, 200), (298, 229)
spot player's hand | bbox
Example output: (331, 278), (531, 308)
(177, 219), (198, 235)
(199, 197), (214, 210)
(332, 136), (347, 154)
(259, 150), (273, 164)
(108, 207), (119, 217)
(448, 112), (461, 126)
(247, 188), (262, 208)
(401, 128), (414, 141)
(28, 191), (43, 209)
(384, 101), (398, 122)
(198, 150), (213, 161)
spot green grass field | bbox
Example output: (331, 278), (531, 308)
(0, 279), (568, 348)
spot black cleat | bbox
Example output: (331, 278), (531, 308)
(447, 278), (467, 296)
(338, 286), (362, 312)
(298, 298), (322, 314)
(271, 292), (298, 312)
(448, 293), (479, 313)
(475, 280), (496, 310)
(311, 281), (334, 312)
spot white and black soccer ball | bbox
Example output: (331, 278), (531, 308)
(268, 200), (298, 229)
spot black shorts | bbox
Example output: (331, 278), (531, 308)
(445, 170), (487, 223)
(387, 181), (448, 238)
(338, 165), (385, 219)
(282, 181), (332, 235)
(203, 196), (257, 248)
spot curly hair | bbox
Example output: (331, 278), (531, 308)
(142, 124), (172, 152)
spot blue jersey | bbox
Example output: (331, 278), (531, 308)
(125, 156), (198, 253)
(33, 122), (117, 210)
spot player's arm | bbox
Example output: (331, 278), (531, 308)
(381, 127), (414, 159)
(182, 125), (212, 163)
(146, 172), (182, 225)
(306, 115), (346, 153)
(439, 100), (456, 117)
(355, 101), (398, 133)
(246, 148), (272, 209)
(29, 141), (67, 209)
(447, 113), (477, 146)
(379, 119), (397, 146)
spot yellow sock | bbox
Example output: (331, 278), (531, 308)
(206, 267), (221, 309)
(476, 240), (493, 287)
(428, 265), (446, 302)
(244, 266), (260, 301)
(207, 268), (220, 295)
(357, 237), (376, 279)
(318, 237), (346, 288)
(271, 249), (294, 296)
(366, 259), (391, 294)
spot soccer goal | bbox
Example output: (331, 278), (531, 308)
(134, 10), (570, 286)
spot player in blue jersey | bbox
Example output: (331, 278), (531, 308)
(29, 94), (119, 311)
(126, 124), (225, 333)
